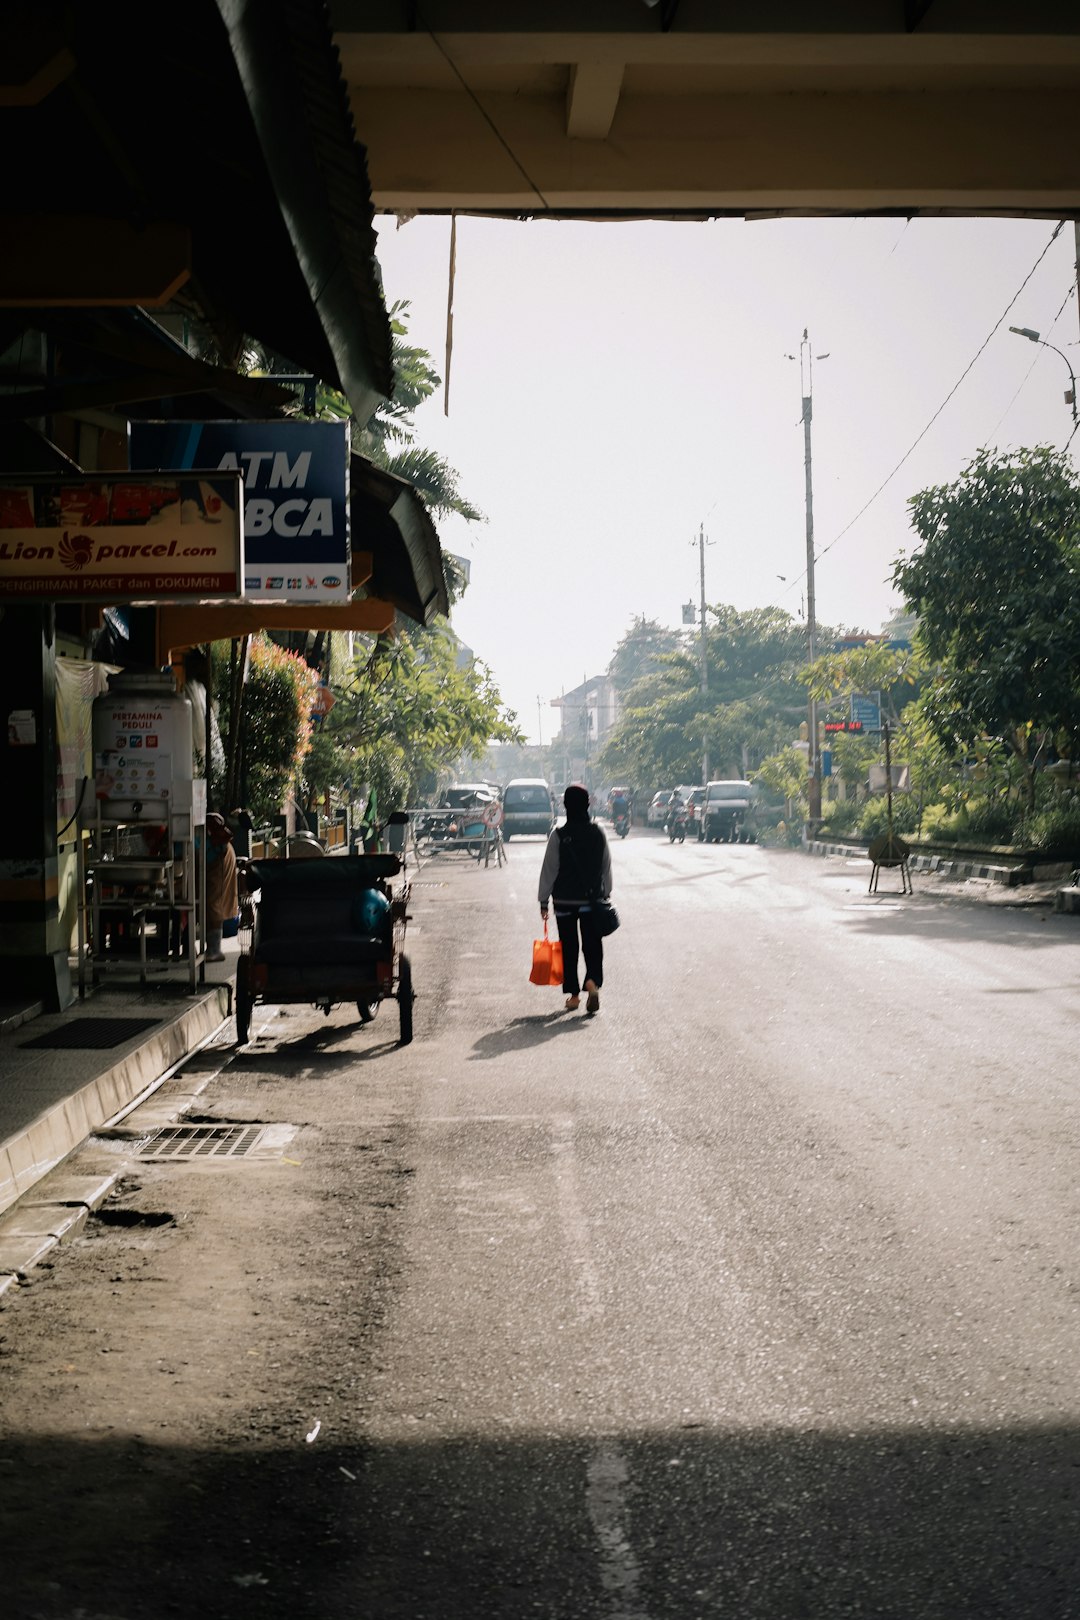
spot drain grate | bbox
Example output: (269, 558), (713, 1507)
(136, 1123), (266, 1160)
(21, 1016), (161, 1050)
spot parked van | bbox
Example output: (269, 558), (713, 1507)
(502, 778), (555, 840)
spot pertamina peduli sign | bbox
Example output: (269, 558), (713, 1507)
(130, 420), (349, 603)
(0, 474), (243, 600)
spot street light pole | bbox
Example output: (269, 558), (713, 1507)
(1008, 325), (1078, 428)
(800, 329), (822, 822)
(698, 523), (709, 784)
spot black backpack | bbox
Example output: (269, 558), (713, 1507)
(556, 822), (604, 898)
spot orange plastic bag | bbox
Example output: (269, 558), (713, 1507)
(529, 920), (564, 987)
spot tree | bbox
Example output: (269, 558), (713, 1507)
(802, 643), (925, 727)
(356, 300), (483, 539)
(755, 746), (812, 819)
(212, 635), (320, 823)
(607, 616), (684, 694)
(894, 446), (1080, 807)
(600, 604), (816, 789)
(316, 627), (522, 812)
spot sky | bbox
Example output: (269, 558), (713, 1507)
(373, 213), (1080, 744)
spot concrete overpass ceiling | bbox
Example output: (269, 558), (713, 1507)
(331, 1), (1080, 218)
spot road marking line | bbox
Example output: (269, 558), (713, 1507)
(586, 1443), (654, 1620)
(550, 1118), (655, 1618)
(551, 1116), (603, 1322)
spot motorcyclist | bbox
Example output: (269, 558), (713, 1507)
(665, 787), (684, 833)
(610, 788), (629, 823)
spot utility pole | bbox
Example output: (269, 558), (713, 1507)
(800, 328), (822, 823)
(696, 523), (711, 784)
(536, 695), (543, 750)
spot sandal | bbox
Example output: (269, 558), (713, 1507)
(585, 980), (600, 1014)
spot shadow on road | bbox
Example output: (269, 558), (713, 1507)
(837, 895), (1068, 950)
(4, 1422), (1079, 1618)
(469, 1010), (586, 1061)
(230, 1022), (403, 1069)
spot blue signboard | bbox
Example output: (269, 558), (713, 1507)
(130, 420), (349, 602)
(851, 693), (881, 731)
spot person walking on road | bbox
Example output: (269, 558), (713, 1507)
(538, 783), (613, 1014)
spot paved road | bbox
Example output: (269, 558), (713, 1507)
(3, 831), (1080, 1618)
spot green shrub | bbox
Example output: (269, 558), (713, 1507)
(917, 801), (954, 840)
(956, 795), (1018, 842)
(819, 798), (861, 836)
(915, 795), (1017, 845)
(1022, 803), (1080, 859)
(857, 795), (920, 840)
(756, 815), (802, 848)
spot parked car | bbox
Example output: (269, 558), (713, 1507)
(647, 790), (673, 827)
(699, 780), (756, 843)
(502, 778), (555, 840)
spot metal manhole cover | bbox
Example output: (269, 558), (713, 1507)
(136, 1124), (267, 1160)
(21, 1016), (161, 1050)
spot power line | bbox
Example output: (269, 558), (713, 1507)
(419, 14), (552, 212)
(814, 221), (1065, 568)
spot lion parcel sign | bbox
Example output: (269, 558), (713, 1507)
(0, 473), (243, 600)
(130, 420), (349, 603)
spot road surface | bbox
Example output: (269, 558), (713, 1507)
(3, 831), (1079, 1618)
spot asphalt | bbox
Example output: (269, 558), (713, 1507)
(0, 842), (1077, 1296)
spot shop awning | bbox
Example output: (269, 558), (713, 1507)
(156, 594), (395, 664)
(0, 0), (393, 424)
(350, 456), (449, 625)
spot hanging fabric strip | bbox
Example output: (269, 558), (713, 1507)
(444, 211), (457, 417)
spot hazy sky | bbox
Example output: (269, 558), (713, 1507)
(373, 214), (1079, 743)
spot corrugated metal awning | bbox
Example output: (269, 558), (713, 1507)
(0, 0), (393, 423)
(350, 456), (449, 626)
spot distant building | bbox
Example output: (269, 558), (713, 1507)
(550, 675), (620, 788)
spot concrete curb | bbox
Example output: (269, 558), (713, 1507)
(0, 1172), (120, 1297)
(805, 840), (1066, 887)
(807, 839), (1080, 912)
(0, 987), (230, 1217)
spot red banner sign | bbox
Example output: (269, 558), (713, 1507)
(0, 473), (244, 601)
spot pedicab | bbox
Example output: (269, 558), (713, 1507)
(234, 852), (413, 1045)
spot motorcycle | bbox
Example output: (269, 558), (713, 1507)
(667, 805), (688, 843)
(613, 811), (631, 839)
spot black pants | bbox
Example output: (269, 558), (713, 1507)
(554, 904), (603, 996)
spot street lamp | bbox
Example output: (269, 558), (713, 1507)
(1008, 325), (1078, 427)
(785, 330), (830, 822)
(691, 524), (713, 784)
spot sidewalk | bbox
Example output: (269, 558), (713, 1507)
(806, 838), (1080, 911)
(0, 949), (236, 1220)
